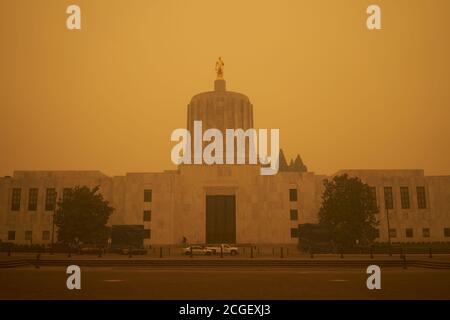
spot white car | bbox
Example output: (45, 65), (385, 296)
(182, 245), (213, 255)
(206, 244), (239, 255)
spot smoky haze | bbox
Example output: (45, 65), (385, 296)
(1, 0), (449, 177)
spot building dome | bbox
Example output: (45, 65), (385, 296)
(187, 79), (254, 134)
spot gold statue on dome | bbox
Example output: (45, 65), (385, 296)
(215, 57), (224, 79)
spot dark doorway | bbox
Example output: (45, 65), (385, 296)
(205, 195), (236, 244)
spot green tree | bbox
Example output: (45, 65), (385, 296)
(319, 174), (378, 248)
(55, 186), (113, 245)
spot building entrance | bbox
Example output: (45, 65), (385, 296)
(205, 195), (236, 244)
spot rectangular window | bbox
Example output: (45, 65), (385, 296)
(384, 187), (394, 210)
(400, 186), (410, 209)
(444, 228), (450, 238)
(8, 231), (16, 241)
(28, 188), (38, 211)
(25, 230), (32, 241)
(144, 189), (152, 202)
(63, 188), (71, 201)
(369, 187), (377, 210)
(289, 189), (298, 202)
(290, 228), (299, 238)
(417, 186), (427, 209)
(290, 209), (298, 221)
(422, 228), (430, 238)
(143, 229), (151, 239)
(11, 188), (21, 211)
(42, 231), (50, 241)
(143, 210), (152, 221)
(45, 188), (56, 211)
(389, 228), (397, 238)
(405, 228), (414, 238)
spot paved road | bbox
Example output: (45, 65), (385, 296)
(1, 266), (449, 299)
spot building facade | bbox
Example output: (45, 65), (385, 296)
(1, 79), (450, 246)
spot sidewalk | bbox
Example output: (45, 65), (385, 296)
(2, 253), (450, 269)
(2, 251), (450, 262)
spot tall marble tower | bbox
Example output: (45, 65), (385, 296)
(186, 59), (255, 163)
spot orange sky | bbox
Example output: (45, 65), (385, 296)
(1, 0), (449, 177)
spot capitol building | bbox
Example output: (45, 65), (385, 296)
(1, 72), (450, 247)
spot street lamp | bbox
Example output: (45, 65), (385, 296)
(51, 191), (58, 255)
(386, 207), (391, 246)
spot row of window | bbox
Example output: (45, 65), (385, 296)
(7, 229), (152, 241)
(9, 188), (154, 212)
(290, 228), (450, 239)
(289, 186), (427, 210)
(7, 230), (51, 241)
(10, 187), (71, 212)
(385, 228), (450, 238)
(370, 186), (427, 210)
